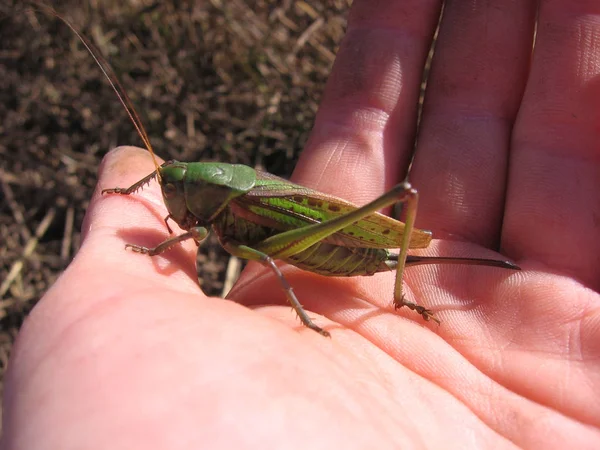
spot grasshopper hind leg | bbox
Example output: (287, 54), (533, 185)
(387, 252), (521, 325)
(394, 297), (440, 324)
(246, 180), (436, 326)
(387, 182), (442, 323)
(222, 242), (330, 337)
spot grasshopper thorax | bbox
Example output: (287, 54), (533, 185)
(160, 161), (258, 228)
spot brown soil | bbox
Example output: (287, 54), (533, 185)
(0, 0), (350, 424)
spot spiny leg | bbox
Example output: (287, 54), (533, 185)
(102, 161), (172, 196)
(102, 170), (158, 196)
(127, 226), (208, 256)
(222, 241), (330, 337)
(251, 180), (437, 323)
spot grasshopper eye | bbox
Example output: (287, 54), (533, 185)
(163, 183), (177, 198)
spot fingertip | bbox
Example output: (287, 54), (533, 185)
(84, 146), (165, 239)
(78, 146), (199, 284)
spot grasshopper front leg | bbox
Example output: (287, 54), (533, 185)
(126, 227), (209, 256)
(252, 181), (437, 323)
(102, 170), (159, 196)
(101, 161), (173, 196)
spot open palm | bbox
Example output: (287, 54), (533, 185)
(3, 1), (599, 449)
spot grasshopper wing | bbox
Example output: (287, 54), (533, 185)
(238, 171), (431, 249)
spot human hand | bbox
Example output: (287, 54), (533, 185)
(3, 1), (599, 448)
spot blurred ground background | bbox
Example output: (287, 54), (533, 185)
(0, 0), (351, 424)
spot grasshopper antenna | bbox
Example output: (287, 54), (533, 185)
(31, 2), (162, 180)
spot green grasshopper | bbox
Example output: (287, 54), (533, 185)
(50, 7), (519, 337)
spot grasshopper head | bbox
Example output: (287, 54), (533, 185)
(159, 162), (191, 227)
(159, 161), (257, 227)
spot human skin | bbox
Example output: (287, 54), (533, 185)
(2, 0), (600, 449)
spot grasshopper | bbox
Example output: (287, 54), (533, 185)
(47, 7), (519, 337)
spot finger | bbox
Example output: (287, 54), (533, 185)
(410, 0), (537, 247)
(505, 0), (600, 290)
(293, 0), (444, 203)
(79, 146), (200, 291)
